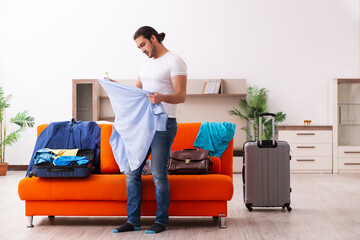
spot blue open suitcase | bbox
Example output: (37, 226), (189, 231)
(28, 149), (94, 178)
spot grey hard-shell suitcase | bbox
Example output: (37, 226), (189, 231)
(242, 113), (292, 212)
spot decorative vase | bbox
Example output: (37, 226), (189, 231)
(0, 161), (8, 176)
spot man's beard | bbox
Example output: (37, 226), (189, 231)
(147, 40), (155, 58)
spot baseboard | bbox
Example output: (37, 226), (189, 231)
(233, 150), (244, 156)
(8, 165), (28, 171)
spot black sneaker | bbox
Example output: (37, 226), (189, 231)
(112, 222), (141, 233)
(145, 222), (167, 234)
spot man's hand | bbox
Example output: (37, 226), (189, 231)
(147, 92), (163, 104)
(104, 77), (117, 83)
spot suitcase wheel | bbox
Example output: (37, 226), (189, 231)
(245, 203), (253, 212)
(27, 170), (35, 178)
(282, 203), (292, 212)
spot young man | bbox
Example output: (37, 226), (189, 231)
(113, 26), (187, 234)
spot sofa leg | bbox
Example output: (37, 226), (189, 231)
(219, 214), (226, 229)
(27, 216), (34, 228)
(48, 216), (55, 223)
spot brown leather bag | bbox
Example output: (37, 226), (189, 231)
(167, 149), (212, 175)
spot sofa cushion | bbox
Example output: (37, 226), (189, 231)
(100, 125), (119, 174)
(18, 174), (233, 201)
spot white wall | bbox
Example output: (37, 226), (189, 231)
(0, 0), (359, 165)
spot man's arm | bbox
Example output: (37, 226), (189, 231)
(147, 75), (187, 104)
(135, 76), (142, 89)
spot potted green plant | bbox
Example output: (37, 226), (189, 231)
(0, 86), (35, 176)
(228, 85), (286, 141)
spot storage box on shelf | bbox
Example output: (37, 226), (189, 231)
(331, 79), (360, 173)
(278, 126), (333, 173)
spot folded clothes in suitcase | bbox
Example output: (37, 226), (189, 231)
(243, 113), (292, 212)
(28, 149), (95, 178)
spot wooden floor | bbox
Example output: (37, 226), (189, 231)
(1, 171), (360, 240)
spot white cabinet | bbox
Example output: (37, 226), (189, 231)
(278, 126), (333, 173)
(330, 79), (360, 173)
(338, 147), (360, 170)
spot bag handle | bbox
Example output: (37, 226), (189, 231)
(258, 113), (276, 146)
(259, 113), (276, 117)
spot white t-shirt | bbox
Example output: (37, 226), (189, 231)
(139, 51), (187, 118)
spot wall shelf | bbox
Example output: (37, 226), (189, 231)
(100, 93), (246, 99)
(187, 93), (246, 97)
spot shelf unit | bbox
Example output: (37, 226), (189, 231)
(331, 78), (360, 173)
(72, 79), (100, 121)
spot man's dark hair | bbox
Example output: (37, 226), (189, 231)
(133, 26), (166, 43)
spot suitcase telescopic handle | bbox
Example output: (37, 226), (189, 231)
(259, 113), (276, 117)
(259, 113), (276, 146)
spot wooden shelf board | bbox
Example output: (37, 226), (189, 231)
(99, 94), (246, 98)
(337, 79), (360, 84)
(99, 116), (115, 121)
(187, 94), (246, 97)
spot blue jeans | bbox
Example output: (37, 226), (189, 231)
(125, 118), (177, 227)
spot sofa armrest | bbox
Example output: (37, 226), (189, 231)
(220, 138), (234, 178)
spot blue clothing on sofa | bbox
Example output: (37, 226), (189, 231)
(26, 120), (100, 176)
(193, 121), (236, 157)
(99, 79), (168, 172)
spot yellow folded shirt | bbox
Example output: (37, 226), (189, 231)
(46, 149), (79, 159)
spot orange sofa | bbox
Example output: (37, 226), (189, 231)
(18, 123), (234, 228)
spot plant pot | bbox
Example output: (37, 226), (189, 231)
(0, 162), (9, 176)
